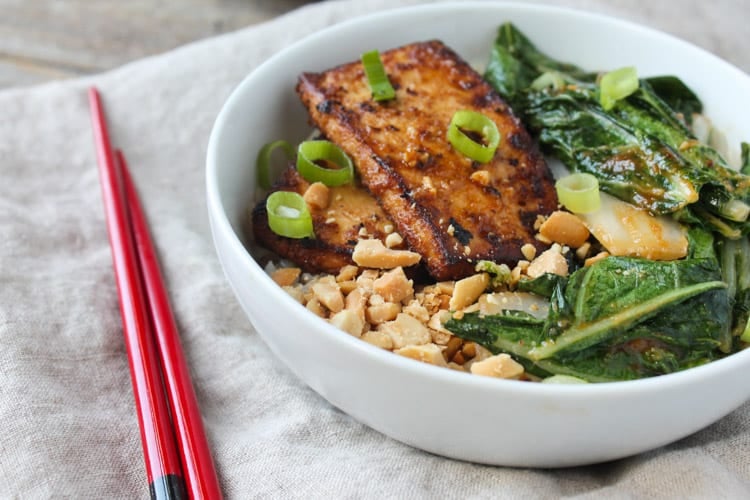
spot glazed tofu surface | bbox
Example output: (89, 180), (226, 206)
(297, 40), (558, 280)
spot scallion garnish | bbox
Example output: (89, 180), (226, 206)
(266, 191), (314, 239)
(555, 173), (601, 214)
(531, 71), (566, 91)
(257, 140), (294, 190)
(599, 66), (639, 111)
(361, 50), (396, 101)
(447, 110), (500, 163)
(296, 140), (354, 187)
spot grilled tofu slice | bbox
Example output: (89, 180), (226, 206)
(297, 40), (558, 280)
(252, 166), (400, 274)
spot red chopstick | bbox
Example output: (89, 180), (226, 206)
(88, 87), (222, 499)
(117, 150), (223, 500)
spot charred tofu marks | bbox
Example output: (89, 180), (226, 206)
(296, 40), (557, 280)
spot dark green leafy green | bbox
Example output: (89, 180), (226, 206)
(516, 273), (567, 298)
(484, 23), (750, 236)
(446, 256), (730, 381)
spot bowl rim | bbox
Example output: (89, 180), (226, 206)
(206, 0), (750, 398)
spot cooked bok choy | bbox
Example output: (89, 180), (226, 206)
(443, 24), (750, 382)
(484, 22), (750, 237)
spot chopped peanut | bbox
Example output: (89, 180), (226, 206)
(443, 336), (463, 362)
(329, 309), (364, 337)
(585, 251), (610, 267)
(395, 344), (448, 367)
(469, 170), (490, 187)
(470, 353), (524, 379)
(430, 328), (452, 346)
(575, 241), (592, 261)
(338, 280), (358, 295)
(449, 272), (490, 311)
(311, 279), (344, 313)
(352, 238), (421, 269)
(373, 267), (414, 303)
(306, 297), (326, 317)
(520, 243), (537, 261)
(461, 342), (477, 360)
(366, 302), (401, 325)
(526, 244), (568, 278)
(384, 232), (404, 248)
(345, 287), (367, 323)
(378, 313), (431, 349)
(428, 310), (452, 335)
(336, 264), (359, 282)
(361, 330), (393, 350)
(303, 182), (331, 210)
(271, 267), (301, 287)
(282, 285), (304, 304)
(539, 210), (590, 248)
(402, 300), (430, 323)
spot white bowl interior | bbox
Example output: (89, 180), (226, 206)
(207, 2), (750, 467)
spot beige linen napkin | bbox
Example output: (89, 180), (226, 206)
(1, 0), (749, 498)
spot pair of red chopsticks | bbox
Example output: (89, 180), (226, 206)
(88, 87), (222, 500)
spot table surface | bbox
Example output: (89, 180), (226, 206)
(0, 0), (315, 89)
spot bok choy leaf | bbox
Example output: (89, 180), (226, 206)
(446, 256), (730, 381)
(484, 23), (750, 236)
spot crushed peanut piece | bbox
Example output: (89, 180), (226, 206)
(329, 309), (364, 337)
(520, 243), (537, 261)
(402, 300), (430, 324)
(461, 342), (477, 360)
(361, 330), (393, 350)
(271, 267), (301, 287)
(352, 238), (421, 269)
(469, 170), (491, 187)
(378, 313), (431, 349)
(575, 242), (592, 261)
(538, 210), (590, 248)
(311, 279), (344, 313)
(338, 280), (358, 295)
(373, 267), (413, 304)
(470, 353), (524, 379)
(585, 251), (610, 267)
(450, 273), (490, 311)
(443, 336), (463, 362)
(395, 344), (448, 367)
(421, 176), (436, 194)
(526, 244), (568, 278)
(384, 232), (404, 248)
(303, 182), (330, 210)
(306, 297), (326, 317)
(366, 302), (401, 325)
(344, 287), (367, 323)
(336, 264), (359, 282)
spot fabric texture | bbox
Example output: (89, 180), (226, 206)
(1, 0), (749, 497)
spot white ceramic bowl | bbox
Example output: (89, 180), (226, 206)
(206, 2), (750, 467)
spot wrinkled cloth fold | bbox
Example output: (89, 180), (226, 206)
(1, 0), (749, 498)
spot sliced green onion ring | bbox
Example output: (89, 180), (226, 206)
(266, 191), (314, 239)
(361, 50), (395, 101)
(531, 71), (566, 91)
(296, 140), (354, 187)
(555, 173), (601, 214)
(447, 110), (500, 163)
(257, 140), (294, 190)
(599, 66), (639, 111)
